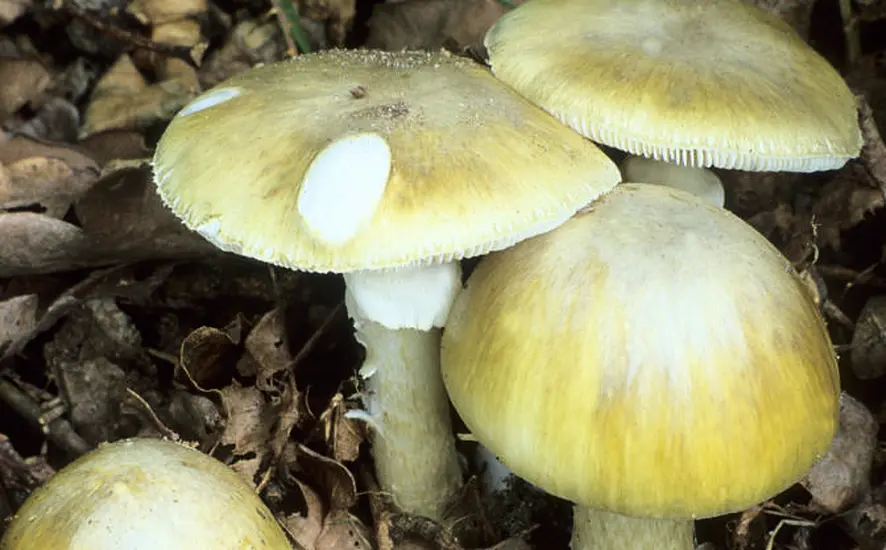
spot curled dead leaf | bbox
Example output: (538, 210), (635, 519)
(178, 326), (239, 389)
(0, 294), (39, 355)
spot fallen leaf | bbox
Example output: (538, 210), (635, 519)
(128, 0), (207, 25)
(245, 307), (292, 392)
(0, 58), (51, 121)
(295, 443), (358, 511)
(0, 154), (100, 210)
(300, 0), (357, 45)
(81, 54), (196, 136)
(0, 0), (31, 27)
(282, 478), (326, 549)
(217, 381), (275, 481)
(317, 392), (365, 463)
(0, 294), (38, 355)
(178, 326), (239, 389)
(198, 19), (285, 89)
(315, 509), (372, 549)
(366, 0), (523, 54)
(803, 393), (877, 513)
(851, 296), (886, 379)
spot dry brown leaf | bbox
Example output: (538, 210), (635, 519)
(851, 296), (886, 379)
(177, 326), (239, 389)
(217, 381), (275, 481)
(300, 0), (356, 45)
(245, 307), (292, 392)
(13, 97), (81, 143)
(317, 392), (365, 463)
(282, 478), (327, 549)
(812, 164), (884, 253)
(81, 54), (197, 136)
(0, 58), (51, 121)
(0, 212), (86, 277)
(366, 0), (523, 53)
(296, 443), (358, 511)
(0, 155), (100, 210)
(78, 130), (150, 164)
(0, 135), (97, 170)
(0, 0), (31, 27)
(151, 18), (205, 87)
(0, 294), (38, 354)
(803, 393), (877, 513)
(128, 0), (207, 25)
(198, 19), (285, 89)
(315, 509), (372, 550)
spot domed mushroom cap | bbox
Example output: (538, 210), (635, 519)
(152, 49), (620, 273)
(441, 184), (840, 519)
(0, 438), (290, 550)
(485, 0), (862, 172)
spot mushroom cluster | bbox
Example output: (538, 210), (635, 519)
(0, 438), (291, 550)
(151, 48), (620, 520)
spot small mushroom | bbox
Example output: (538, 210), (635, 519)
(484, 0), (863, 203)
(441, 184), (840, 549)
(0, 438), (290, 549)
(151, 48), (621, 519)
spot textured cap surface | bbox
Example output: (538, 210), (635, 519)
(442, 183), (840, 518)
(485, 0), (862, 172)
(152, 49), (620, 273)
(0, 438), (290, 550)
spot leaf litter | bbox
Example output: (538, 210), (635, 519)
(1, 0), (886, 549)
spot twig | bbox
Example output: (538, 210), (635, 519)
(838, 0), (862, 67)
(858, 96), (886, 199)
(269, 0), (312, 56)
(125, 388), (179, 441)
(286, 302), (344, 370)
(0, 378), (90, 458)
(59, 0), (200, 67)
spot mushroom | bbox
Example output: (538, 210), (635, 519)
(0, 438), (290, 549)
(484, 0), (862, 202)
(151, 48), (621, 519)
(441, 183), (840, 549)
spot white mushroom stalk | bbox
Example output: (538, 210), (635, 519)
(345, 263), (463, 519)
(620, 156), (725, 207)
(572, 509), (694, 550)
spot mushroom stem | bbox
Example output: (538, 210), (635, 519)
(620, 155), (725, 207)
(356, 321), (462, 519)
(571, 507), (694, 550)
(344, 262), (464, 520)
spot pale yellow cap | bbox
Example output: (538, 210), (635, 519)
(441, 183), (839, 518)
(485, 0), (862, 172)
(152, 49), (620, 273)
(0, 438), (290, 549)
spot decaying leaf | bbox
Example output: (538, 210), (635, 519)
(317, 392), (365, 463)
(81, 54), (197, 136)
(128, 0), (207, 25)
(199, 19), (285, 88)
(366, 0), (523, 54)
(851, 296), (886, 379)
(0, 294), (38, 355)
(217, 382), (274, 481)
(803, 393), (878, 513)
(0, 58), (51, 121)
(294, 443), (358, 511)
(0, 154), (100, 211)
(178, 325), (239, 389)
(0, 0), (31, 27)
(245, 307), (292, 392)
(300, 0), (356, 46)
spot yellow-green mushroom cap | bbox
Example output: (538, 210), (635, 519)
(0, 438), (290, 550)
(485, 0), (862, 172)
(441, 183), (840, 519)
(152, 49), (620, 273)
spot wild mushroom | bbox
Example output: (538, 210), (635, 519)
(0, 438), (290, 549)
(484, 0), (862, 201)
(151, 48), (621, 520)
(441, 183), (840, 549)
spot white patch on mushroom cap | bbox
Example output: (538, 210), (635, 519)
(178, 88), (242, 117)
(298, 133), (392, 245)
